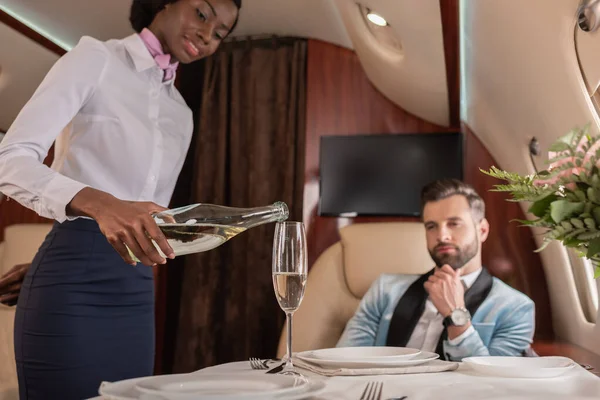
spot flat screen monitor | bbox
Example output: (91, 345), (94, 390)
(318, 133), (464, 217)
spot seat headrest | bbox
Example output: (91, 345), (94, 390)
(2, 224), (53, 275)
(340, 222), (433, 298)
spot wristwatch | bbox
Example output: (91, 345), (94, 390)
(443, 307), (471, 327)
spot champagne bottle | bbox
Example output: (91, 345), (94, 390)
(128, 201), (289, 261)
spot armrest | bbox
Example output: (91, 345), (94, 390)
(532, 340), (600, 375)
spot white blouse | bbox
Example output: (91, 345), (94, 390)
(0, 33), (193, 222)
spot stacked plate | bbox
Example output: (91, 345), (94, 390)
(296, 346), (439, 369)
(462, 356), (576, 378)
(99, 373), (325, 400)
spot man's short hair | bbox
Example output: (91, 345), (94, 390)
(420, 178), (485, 221)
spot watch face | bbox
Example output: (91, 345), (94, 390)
(451, 308), (471, 326)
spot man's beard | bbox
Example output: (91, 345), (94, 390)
(429, 238), (479, 270)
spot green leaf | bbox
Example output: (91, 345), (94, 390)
(528, 194), (557, 218)
(584, 218), (596, 230)
(575, 190), (587, 202)
(564, 228), (588, 240)
(595, 265), (600, 279)
(593, 206), (600, 225)
(561, 221), (574, 230)
(548, 141), (570, 152)
(511, 218), (547, 227)
(564, 237), (585, 247)
(587, 237), (600, 258)
(570, 218), (585, 229)
(550, 200), (585, 223)
(534, 239), (553, 253)
(577, 231), (600, 240)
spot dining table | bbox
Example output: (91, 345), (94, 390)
(92, 357), (600, 399)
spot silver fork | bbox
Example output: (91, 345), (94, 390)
(249, 357), (269, 370)
(360, 381), (383, 400)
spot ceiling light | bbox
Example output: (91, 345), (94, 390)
(367, 10), (387, 27)
(358, 4), (402, 53)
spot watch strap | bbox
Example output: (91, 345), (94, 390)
(442, 315), (454, 328)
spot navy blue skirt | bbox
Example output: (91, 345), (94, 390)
(14, 218), (155, 400)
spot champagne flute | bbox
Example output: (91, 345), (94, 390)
(272, 221), (307, 375)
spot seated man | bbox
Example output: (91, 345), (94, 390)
(337, 179), (535, 361)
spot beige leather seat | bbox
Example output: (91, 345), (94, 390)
(276, 222), (434, 357)
(0, 224), (53, 400)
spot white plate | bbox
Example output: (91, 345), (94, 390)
(134, 373), (309, 399)
(296, 349), (439, 369)
(303, 347), (421, 362)
(99, 375), (325, 400)
(462, 356), (576, 378)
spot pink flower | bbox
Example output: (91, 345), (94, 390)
(533, 136), (600, 189)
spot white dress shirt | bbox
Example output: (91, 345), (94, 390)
(405, 268), (482, 352)
(0, 34), (193, 222)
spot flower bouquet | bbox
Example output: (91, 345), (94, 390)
(481, 124), (600, 278)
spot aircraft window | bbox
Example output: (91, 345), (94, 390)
(567, 249), (598, 323)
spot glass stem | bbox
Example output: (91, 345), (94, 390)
(285, 312), (293, 369)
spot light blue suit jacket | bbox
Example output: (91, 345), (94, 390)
(336, 273), (535, 361)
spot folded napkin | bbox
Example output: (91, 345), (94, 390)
(293, 357), (459, 377)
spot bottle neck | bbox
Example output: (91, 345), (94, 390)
(153, 201), (289, 228)
(240, 201), (289, 229)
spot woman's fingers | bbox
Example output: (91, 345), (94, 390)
(143, 216), (174, 259)
(106, 233), (138, 266)
(132, 224), (167, 266)
(93, 197), (175, 266)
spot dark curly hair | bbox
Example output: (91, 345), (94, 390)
(129, 0), (242, 34)
(421, 178), (485, 222)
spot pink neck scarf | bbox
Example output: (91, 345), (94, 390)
(139, 28), (179, 82)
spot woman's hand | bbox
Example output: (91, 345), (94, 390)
(0, 263), (29, 306)
(67, 187), (175, 266)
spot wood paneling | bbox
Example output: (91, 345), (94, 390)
(303, 40), (456, 268)
(463, 124), (554, 339)
(303, 40), (553, 339)
(440, 0), (461, 128)
(0, 10), (67, 56)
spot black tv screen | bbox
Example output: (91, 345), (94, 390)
(318, 133), (464, 217)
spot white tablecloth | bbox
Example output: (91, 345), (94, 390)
(92, 360), (600, 399)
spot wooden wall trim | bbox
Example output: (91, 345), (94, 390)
(440, 0), (461, 129)
(304, 39), (456, 268)
(0, 9), (66, 56)
(463, 123), (554, 339)
(302, 41), (553, 339)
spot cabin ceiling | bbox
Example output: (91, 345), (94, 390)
(0, 0), (455, 131)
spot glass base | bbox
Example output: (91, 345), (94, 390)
(277, 363), (307, 379)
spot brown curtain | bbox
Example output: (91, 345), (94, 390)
(170, 37), (307, 373)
